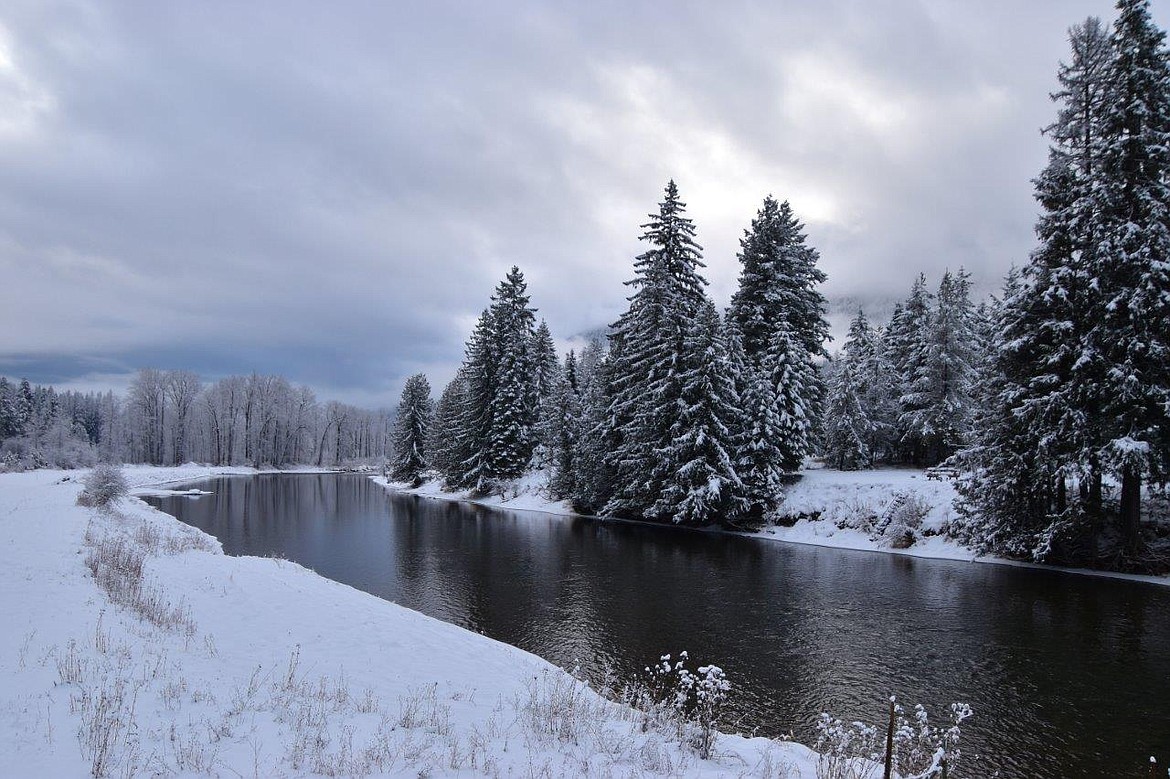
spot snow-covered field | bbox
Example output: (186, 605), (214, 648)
(0, 465), (825, 777)
(385, 467), (1170, 588)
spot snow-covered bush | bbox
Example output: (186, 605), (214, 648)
(623, 652), (731, 760)
(813, 697), (972, 779)
(873, 491), (932, 549)
(813, 714), (880, 779)
(891, 700), (971, 778)
(78, 463), (129, 509)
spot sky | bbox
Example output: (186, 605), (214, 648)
(0, 0), (1164, 407)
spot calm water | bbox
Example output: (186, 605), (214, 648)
(144, 473), (1170, 778)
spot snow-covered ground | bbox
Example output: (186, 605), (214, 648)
(0, 465), (826, 777)
(384, 466), (1170, 588)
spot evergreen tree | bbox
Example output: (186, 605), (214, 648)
(0, 378), (15, 439)
(543, 351), (582, 499)
(1091, 0), (1170, 553)
(428, 373), (469, 485)
(602, 181), (713, 519)
(645, 300), (745, 525)
(822, 360), (870, 470)
(532, 320), (560, 404)
(899, 270), (978, 465)
(454, 310), (498, 488)
(727, 196), (830, 364)
(482, 266), (538, 483)
(887, 275), (934, 463)
(389, 373), (433, 485)
(15, 378), (34, 437)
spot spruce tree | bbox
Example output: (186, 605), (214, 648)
(823, 360), (870, 470)
(482, 266), (538, 482)
(645, 300), (745, 525)
(603, 181), (712, 519)
(390, 374), (434, 485)
(1092, 0), (1170, 553)
(428, 373), (469, 484)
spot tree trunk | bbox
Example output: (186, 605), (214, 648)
(1120, 464), (1142, 558)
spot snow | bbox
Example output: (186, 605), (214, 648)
(0, 465), (827, 777)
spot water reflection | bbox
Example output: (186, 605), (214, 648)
(146, 474), (1170, 779)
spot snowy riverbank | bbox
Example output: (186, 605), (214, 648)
(0, 465), (825, 777)
(380, 467), (1170, 589)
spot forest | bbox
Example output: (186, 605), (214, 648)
(389, 0), (1170, 574)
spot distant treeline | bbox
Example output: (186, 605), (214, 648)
(0, 371), (391, 470)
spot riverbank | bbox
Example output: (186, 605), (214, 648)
(0, 466), (823, 777)
(379, 467), (1170, 589)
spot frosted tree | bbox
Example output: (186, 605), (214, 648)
(427, 373), (468, 484)
(886, 275), (934, 463)
(602, 181), (713, 519)
(482, 266), (538, 483)
(727, 196), (830, 459)
(542, 351), (582, 499)
(646, 300), (745, 525)
(822, 360), (870, 470)
(899, 270), (978, 465)
(390, 373), (434, 485)
(165, 371), (202, 465)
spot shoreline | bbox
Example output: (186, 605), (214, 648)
(374, 471), (1170, 590)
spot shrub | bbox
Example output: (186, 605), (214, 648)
(79, 464), (129, 509)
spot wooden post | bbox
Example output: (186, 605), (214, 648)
(883, 696), (895, 779)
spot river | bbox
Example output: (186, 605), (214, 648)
(143, 472), (1170, 778)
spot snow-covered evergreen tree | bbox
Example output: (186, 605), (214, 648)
(886, 275), (934, 464)
(602, 181), (715, 520)
(389, 374), (433, 485)
(1090, 0), (1170, 553)
(428, 373), (468, 485)
(542, 351), (582, 499)
(899, 270), (978, 465)
(645, 300), (745, 525)
(822, 360), (870, 470)
(482, 266), (538, 483)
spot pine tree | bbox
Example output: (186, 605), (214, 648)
(899, 270), (978, 465)
(887, 275), (934, 464)
(0, 378), (15, 440)
(532, 320), (560, 404)
(645, 300), (745, 525)
(15, 379), (34, 437)
(727, 196), (830, 364)
(727, 196), (830, 466)
(455, 310), (498, 488)
(544, 351), (582, 499)
(822, 360), (870, 470)
(1091, 0), (1170, 554)
(390, 374), (434, 485)
(428, 373), (469, 485)
(482, 266), (538, 483)
(603, 181), (713, 519)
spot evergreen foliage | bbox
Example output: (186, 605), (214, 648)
(390, 374), (433, 484)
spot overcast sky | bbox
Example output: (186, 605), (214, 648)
(1, 1), (1164, 407)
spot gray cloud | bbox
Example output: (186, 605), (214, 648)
(0, 0), (1159, 405)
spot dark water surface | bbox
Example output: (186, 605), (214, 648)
(144, 473), (1170, 778)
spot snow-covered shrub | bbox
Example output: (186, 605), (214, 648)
(623, 652), (732, 760)
(891, 700), (971, 778)
(813, 698), (972, 779)
(78, 463), (129, 509)
(813, 714), (880, 779)
(873, 491), (932, 549)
